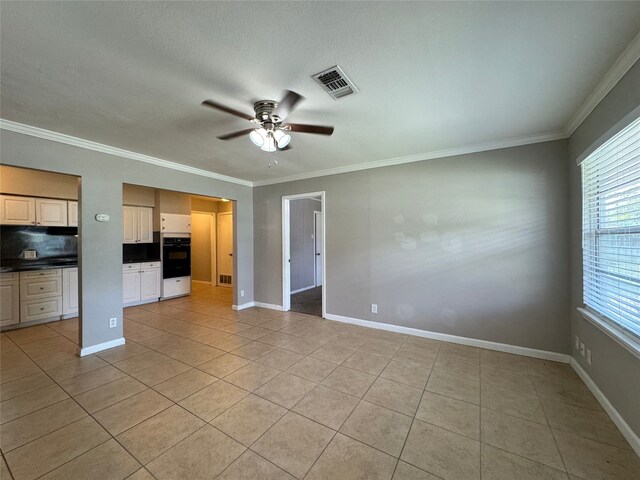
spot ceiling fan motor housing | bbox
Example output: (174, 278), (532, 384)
(253, 100), (281, 124)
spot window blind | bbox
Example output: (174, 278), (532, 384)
(582, 116), (640, 339)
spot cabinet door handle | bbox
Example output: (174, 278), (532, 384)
(40, 287), (44, 290)
(40, 307), (45, 311)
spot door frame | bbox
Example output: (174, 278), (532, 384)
(314, 210), (323, 287)
(191, 210), (216, 285)
(282, 192), (326, 316)
(217, 211), (233, 287)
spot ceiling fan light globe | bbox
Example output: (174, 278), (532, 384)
(260, 135), (276, 152)
(249, 128), (266, 147)
(273, 130), (291, 148)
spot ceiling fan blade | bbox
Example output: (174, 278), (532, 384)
(286, 123), (334, 136)
(217, 128), (255, 140)
(273, 90), (304, 121)
(202, 100), (254, 121)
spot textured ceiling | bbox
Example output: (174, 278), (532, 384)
(1, 1), (639, 183)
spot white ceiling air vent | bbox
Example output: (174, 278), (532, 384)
(312, 65), (358, 100)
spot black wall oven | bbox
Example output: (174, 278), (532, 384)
(162, 236), (191, 279)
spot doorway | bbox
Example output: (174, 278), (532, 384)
(217, 212), (233, 287)
(282, 192), (326, 317)
(191, 212), (215, 284)
(190, 197), (234, 307)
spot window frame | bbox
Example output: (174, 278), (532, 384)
(579, 116), (640, 359)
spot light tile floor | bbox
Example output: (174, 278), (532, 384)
(1, 284), (639, 479)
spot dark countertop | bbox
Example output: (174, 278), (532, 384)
(1, 257), (162, 272)
(0, 257), (78, 273)
(123, 258), (161, 264)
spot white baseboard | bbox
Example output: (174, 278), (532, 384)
(324, 313), (571, 364)
(78, 337), (125, 357)
(232, 302), (255, 311)
(291, 285), (316, 294)
(254, 302), (284, 311)
(571, 358), (640, 456)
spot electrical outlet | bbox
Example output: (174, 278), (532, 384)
(240, 290), (245, 298)
(574, 335), (580, 350)
(109, 317), (117, 328)
(371, 304), (378, 314)
(580, 342), (585, 357)
(586, 348), (592, 365)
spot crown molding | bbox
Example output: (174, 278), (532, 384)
(564, 30), (640, 137)
(252, 130), (567, 187)
(0, 119), (253, 187)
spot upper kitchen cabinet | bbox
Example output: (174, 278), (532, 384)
(0, 195), (74, 226)
(0, 195), (36, 225)
(35, 198), (68, 226)
(123, 205), (153, 243)
(161, 213), (191, 234)
(68, 201), (78, 227)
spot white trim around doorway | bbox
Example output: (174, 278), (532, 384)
(282, 192), (326, 317)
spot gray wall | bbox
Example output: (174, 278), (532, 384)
(568, 60), (640, 436)
(254, 140), (571, 353)
(290, 198), (321, 292)
(1, 129), (253, 350)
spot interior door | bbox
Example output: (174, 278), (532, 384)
(217, 213), (233, 286)
(191, 212), (214, 283)
(314, 212), (323, 286)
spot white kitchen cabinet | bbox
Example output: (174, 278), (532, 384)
(138, 207), (154, 243)
(163, 276), (190, 299)
(123, 206), (137, 243)
(35, 198), (68, 226)
(161, 213), (191, 234)
(0, 195), (36, 225)
(140, 262), (161, 302)
(123, 206), (153, 244)
(19, 269), (63, 323)
(63, 267), (79, 316)
(68, 201), (78, 227)
(123, 262), (160, 305)
(123, 266), (142, 304)
(0, 273), (20, 327)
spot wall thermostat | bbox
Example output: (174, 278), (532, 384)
(95, 213), (110, 222)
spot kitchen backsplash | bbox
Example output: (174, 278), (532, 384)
(0, 225), (78, 260)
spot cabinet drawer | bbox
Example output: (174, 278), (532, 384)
(20, 269), (61, 279)
(163, 276), (190, 298)
(141, 262), (160, 270)
(20, 277), (62, 300)
(123, 263), (141, 272)
(21, 297), (62, 322)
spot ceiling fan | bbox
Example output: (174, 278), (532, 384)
(202, 90), (334, 154)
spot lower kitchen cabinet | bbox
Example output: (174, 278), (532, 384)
(19, 269), (63, 323)
(63, 267), (79, 316)
(0, 273), (20, 327)
(123, 262), (160, 306)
